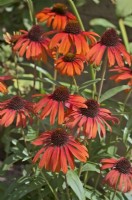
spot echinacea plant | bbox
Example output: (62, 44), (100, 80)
(0, 0), (132, 200)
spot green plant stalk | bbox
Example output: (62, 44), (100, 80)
(14, 55), (20, 95)
(84, 171), (88, 186)
(65, 174), (71, 200)
(119, 18), (129, 52)
(120, 88), (132, 123)
(67, 0), (96, 97)
(67, 0), (85, 31)
(41, 171), (59, 200)
(94, 173), (101, 190)
(26, 0), (36, 25)
(97, 54), (107, 102)
(90, 66), (96, 98)
(33, 63), (37, 90)
(73, 76), (79, 92)
(111, 175), (120, 200)
(52, 69), (57, 91)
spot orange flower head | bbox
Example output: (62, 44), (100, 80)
(13, 25), (50, 63)
(36, 3), (76, 30)
(65, 99), (119, 138)
(33, 86), (86, 125)
(87, 28), (131, 67)
(32, 128), (88, 174)
(0, 96), (35, 127)
(101, 157), (132, 193)
(50, 20), (99, 55)
(110, 65), (132, 88)
(0, 75), (12, 94)
(55, 53), (86, 76)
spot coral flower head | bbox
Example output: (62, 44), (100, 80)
(34, 86), (86, 125)
(50, 20), (99, 55)
(0, 96), (35, 127)
(65, 99), (119, 138)
(101, 157), (132, 193)
(32, 128), (88, 174)
(55, 53), (86, 76)
(110, 66), (132, 88)
(36, 3), (76, 30)
(87, 28), (131, 67)
(12, 25), (50, 63)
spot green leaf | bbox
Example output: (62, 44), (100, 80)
(124, 15), (132, 27)
(0, 0), (19, 6)
(81, 162), (100, 173)
(90, 18), (116, 28)
(2, 176), (46, 200)
(116, 0), (132, 17)
(66, 170), (85, 200)
(79, 79), (101, 91)
(1, 154), (22, 172)
(99, 85), (130, 103)
(21, 63), (53, 79)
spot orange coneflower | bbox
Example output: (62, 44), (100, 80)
(55, 53), (86, 76)
(65, 99), (119, 138)
(12, 25), (50, 63)
(0, 75), (12, 93)
(101, 157), (132, 193)
(36, 3), (76, 30)
(50, 20), (99, 55)
(0, 96), (35, 127)
(87, 28), (131, 67)
(110, 66), (132, 88)
(32, 128), (88, 174)
(34, 86), (86, 125)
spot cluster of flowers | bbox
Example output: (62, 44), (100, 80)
(1, 3), (132, 193)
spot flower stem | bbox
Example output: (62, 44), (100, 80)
(119, 18), (129, 52)
(67, 0), (85, 31)
(52, 69), (57, 91)
(111, 175), (120, 200)
(73, 76), (79, 92)
(41, 171), (59, 200)
(120, 88), (132, 123)
(33, 62), (37, 90)
(14, 55), (20, 95)
(89, 65), (96, 98)
(84, 171), (88, 186)
(65, 174), (71, 200)
(26, 0), (36, 25)
(97, 54), (107, 102)
(67, 0), (96, 97)
(122, 88), (132, 112)
(94, 173), (101, 190)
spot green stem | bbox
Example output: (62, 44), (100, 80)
(26, 0), (36, 25)
(89, 65), (96, 99)
(84, 171), (88, 186)
(65, 175), (71, 200)
(67, 0), (96, 97)
(67, 0), (85, 31)
(94, 173), (101, 190)
(14, 55), (20, 95)
(119, 18), (129, 52)
(122, 88), (132, 111)
(111, 175), (120, 200)
(97, 54), (107, 102)
(73, 76), (79, 92)
(120, 88), (132, 123)
(52, 69), (57, 91)
(40, 171), (59, 200)
(33, 63), (37, 90)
